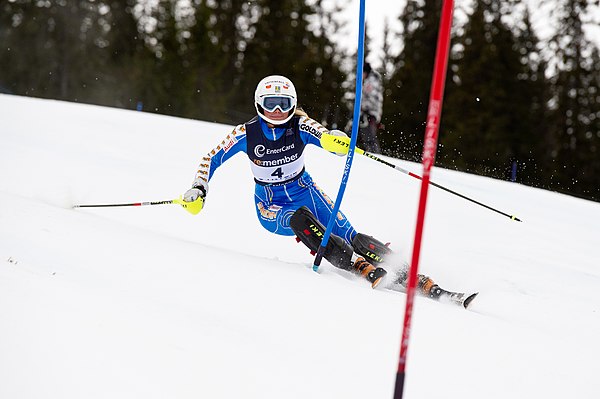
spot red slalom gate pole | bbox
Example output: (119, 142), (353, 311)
(393, 1), (455, 398)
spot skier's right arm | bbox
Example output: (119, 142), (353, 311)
(183, 124), (247, 210)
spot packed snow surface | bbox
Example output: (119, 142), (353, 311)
(1, 94), (599, 398)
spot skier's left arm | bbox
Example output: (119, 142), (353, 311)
(298, 115), (352, 156)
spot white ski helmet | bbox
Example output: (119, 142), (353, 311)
(254, 75), (297, 125)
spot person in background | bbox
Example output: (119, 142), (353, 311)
(359, 62), (384, 153)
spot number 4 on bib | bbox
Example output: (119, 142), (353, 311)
(271, 167), (284, 179)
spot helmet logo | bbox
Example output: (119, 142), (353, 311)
(274, 85), (281, 93)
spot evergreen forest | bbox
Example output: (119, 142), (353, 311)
(1, 0), (599, 201)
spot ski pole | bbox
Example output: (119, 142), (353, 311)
(73, 196), (203, 215)
(357, 149), (522, 222)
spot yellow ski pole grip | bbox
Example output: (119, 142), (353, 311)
(173, 196), (204, 215)
(320, 133), (365, 155)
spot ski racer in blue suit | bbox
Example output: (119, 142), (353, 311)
(182, 75), (471, 304)
(191, 104), (356, 243)
(185, 76), (359, 241)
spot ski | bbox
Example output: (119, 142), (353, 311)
(386, 280), (478, 309)
(462, 292), (478, 308)
(430, 286), (478, 309)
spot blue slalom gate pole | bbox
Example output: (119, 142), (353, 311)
(312, 0), (366, 272)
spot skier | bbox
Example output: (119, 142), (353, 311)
(182, 75), (472, 306)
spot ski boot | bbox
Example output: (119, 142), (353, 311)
(353, 256), (387, 289)
(429, 283), (478, 308)
(414, 274), (478, 308)
(352, 234), (453, 298)
(290, 206), (388, 288)
(350, 232), (392, 287)
(351, 232), (478, 307)
(392, 270), (477, 308)
(391, 270), (439, 296)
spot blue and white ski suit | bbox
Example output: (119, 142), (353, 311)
(193, 114), (357, 244)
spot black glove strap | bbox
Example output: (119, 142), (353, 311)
(192, 185), (207, 198)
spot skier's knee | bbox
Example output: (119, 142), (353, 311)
(290, 206), (323, 252)
(351, 233), (392, 264)
(290, 206), (354, 270)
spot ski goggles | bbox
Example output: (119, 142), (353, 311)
(260, 96), (294, 112)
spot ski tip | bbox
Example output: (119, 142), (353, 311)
(463, 292), (479, 309)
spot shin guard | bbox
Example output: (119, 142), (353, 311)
(290, 206), (354, 271)
(351, 233), (392, 264)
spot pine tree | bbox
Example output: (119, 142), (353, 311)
(382, 0), (443, 161)
(310, 0), (348, 128)
(99, 0), (152, 109)
(0, 0), (103, 101)
(380, 18), (395, 85)
(143, 0), (190, 117)
(440, 0), (534, 180)
(236, 0), (346, 126)
(509, 6), (552, 187)
(0, 1), (48, 95)
(195, 0), (248, 122)
(546, 0), (600, 200)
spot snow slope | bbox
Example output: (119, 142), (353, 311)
(1, 94), (599, 398)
